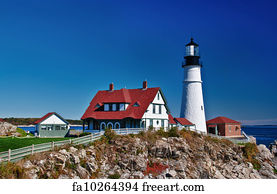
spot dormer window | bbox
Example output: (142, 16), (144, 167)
(95, 103), (101, 108)
(133, 102), (140, 107)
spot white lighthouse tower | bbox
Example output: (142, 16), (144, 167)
(180, 38), (207, 133)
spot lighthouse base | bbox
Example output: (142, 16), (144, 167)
(180, 82), (207, 133)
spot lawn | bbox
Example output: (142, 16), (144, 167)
(0, 137), (72, 152)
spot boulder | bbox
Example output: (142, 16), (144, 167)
(132, 171), (144, 179)
(166, 170), (177, 178)
(76, 165), (89, 179)
(23, 160), (34, 169)
(257, 144), (273, 160)
(0, 121), (18, 136)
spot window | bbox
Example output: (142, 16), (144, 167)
(114, 122), (120, 129)
(100, 122), (106, 130)
(116, 104), (120, 111)
(156, 120), (159, 125)
(107, 122), (113, 129)
(104, 104), (109, 111)
(150, 119), (153, 126)
(157, 93), (160, 100)
(41, 126), (46, 130)
(229, 126), (232, 132)
(133, 102), (140, 107)
(109, 104), (113, 111)
(112, 104), (117, 111)
(47, 126), (52, 131)
(161, 120), (164, 127)
(119, 104), (124, 111)
(141, 121), (145, 128)
(56, 125), (60, 130)
(153, 104), (156, 114)
(125, 104), (129, 110)
(95, 103), (101, 108)
(61, 126), (66, 130)
(159, 105), (162, 114)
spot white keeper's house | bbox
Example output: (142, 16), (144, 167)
(81, 81), (173, 130)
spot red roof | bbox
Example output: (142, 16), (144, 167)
(34, 112), (56, 124)
(206, 116), (240, 124)
(81, 87), (161, 120)
(168, 114), (177, 124)
(174, 118), (194, 126)
(0, 118), (4, 122)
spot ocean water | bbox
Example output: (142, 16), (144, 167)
(242, 125), (277, 147)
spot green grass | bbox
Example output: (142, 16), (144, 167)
(0, 137), (71, 152)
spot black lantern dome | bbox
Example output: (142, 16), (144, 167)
(182, 38), (201, 67)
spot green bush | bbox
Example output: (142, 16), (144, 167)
(242, 143), (261, 170)
(168, 127), (180, 137)
(156, 128), (168, 137)
(79, 132), (91, 137)
(148, 125), (154, 131)
(0, 162), (25, 178)
(16, 128), (27, 137)
(104, 128), (117, 143)
(108, 173), (121, 179)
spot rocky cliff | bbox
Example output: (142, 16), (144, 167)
(1, 129), (277, 179)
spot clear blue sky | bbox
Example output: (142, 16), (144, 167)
(0, 0), (276, 124)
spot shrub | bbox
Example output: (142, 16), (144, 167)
(168, 127), (180, 137)
(128, 133), (135, 138)
(137, 130), (146, 137)
(204, 136), (221, 144)
(252, 159), (261, 170)
(148, 125), (154, 131)
(79, 132), (91, 137)
(156, 128), (168, 138)
(0, 162), (25, 179)
(16, 128), (27, 137)
(104, 128), (117, 143)
(108, 173), (121, 179)
(243, 143), (258, 161)
(242, 143), (261, 170)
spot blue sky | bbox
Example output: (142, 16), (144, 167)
(0, 0), (276, 124)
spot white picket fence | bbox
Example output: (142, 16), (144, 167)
(0, 128), (145, 163)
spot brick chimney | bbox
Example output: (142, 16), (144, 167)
(143, 81), (147, 89)
(109, 83), (114, 91)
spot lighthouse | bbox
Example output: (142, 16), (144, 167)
(180, 38), (207, 133)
